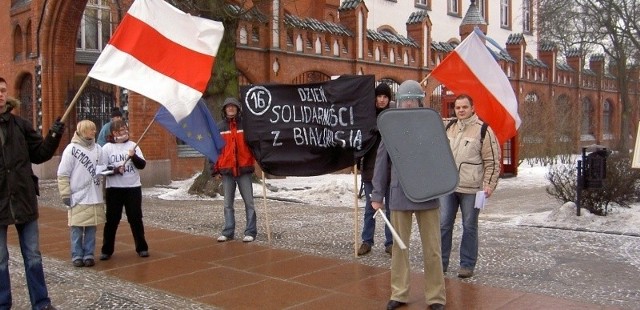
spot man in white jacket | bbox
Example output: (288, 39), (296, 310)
(440, 94), (501, 279)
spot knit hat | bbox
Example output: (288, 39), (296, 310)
(375, 83), (392, 99)
(111, 107), (123, 118)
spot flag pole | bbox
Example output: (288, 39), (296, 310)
(262, 171), (272, 243)
(60, 76), (91, 123)
(419, 73), (431, 86)
(52, 75), (92, 138)
(122, 116), (155, 166)
(353, 163), (359, 257)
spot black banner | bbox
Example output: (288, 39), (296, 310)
(241, 75), (377, 176)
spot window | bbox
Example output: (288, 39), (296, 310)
(603, 100), (612, 134)
(581, 98), (594, 135)
(76, 0), (112, 51)
(523, 0), (532, 33)
(415, 0), (429, 9)
(477, 0), (488, 22)
(448, 0), (461, 16)
(500, 0), (511, 29)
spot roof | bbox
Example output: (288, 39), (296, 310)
(367, 29), (418, 47)
(339, 0), (363, 11)
(506, 33), (525, 45)
(227, 4), (269, 23)
(431, 41), (456, 53)
(556, 62), (575, 72)
(461, 1), (487, 25)
(284, 15), (353, 36)
(407, 10), (429, 24)
(538, 41), (556, 52)
(525, 57), (548, 68)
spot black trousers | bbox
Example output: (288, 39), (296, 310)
(101, 186), (148, 255)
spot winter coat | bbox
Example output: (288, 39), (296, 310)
(0, 99), (62, 225)
(57, 131), (106, 227)
(371, 140), (439, 211)
(445, 113), (501, 194)
(213, 116), (255, 177)
(361, 106), (390, 182)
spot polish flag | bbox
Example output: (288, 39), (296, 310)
(430, 30), (521, 145)
(88, 0), (224, 122)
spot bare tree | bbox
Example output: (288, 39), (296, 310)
(538, 0), (639, 152)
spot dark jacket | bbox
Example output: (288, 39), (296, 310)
(0, 100), (62, 225)
(212, 116), (255, 177)
(361, 105), (390, 181)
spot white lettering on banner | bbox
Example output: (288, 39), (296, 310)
(245, 85), (363, 150)
(271, 131), (282, 146)
(269, 104), (354, 127)
(292, 127), (362, 149)
(297, 87), (328, 102)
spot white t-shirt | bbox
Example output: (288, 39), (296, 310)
(101, 140), (144, 188)
(57, 143), (104, 206)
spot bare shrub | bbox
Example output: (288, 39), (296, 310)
(546, 153), (640, 215)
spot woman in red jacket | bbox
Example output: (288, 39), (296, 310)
(212, 97), (257, 242)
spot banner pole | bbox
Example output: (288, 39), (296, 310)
(262, 171), (271, 243)
(353, 163), (359, 257)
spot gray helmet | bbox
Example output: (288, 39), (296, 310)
(396, 80), (425, 107)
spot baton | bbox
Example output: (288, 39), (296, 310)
(375, 209), (407, 250)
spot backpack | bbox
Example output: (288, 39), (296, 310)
(445, 119), (489, 144)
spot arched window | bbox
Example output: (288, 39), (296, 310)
(603, 100), (613, 135)
(13, 25), (23, 61)
(76, 0), (112, 51)
(581, 97), (594, 136)
(239, 27), (248, 45)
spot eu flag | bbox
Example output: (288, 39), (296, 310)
(155, 99), (224, 162)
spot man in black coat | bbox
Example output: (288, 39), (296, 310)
(0, 77), (64, 310)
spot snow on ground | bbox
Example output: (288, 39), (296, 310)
(143, 161), (640, 235)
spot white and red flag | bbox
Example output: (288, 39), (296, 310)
(88, 0), (224, 122)
(430, 30), (521, 145)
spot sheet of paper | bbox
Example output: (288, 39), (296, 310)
(475, 191), (486, 210)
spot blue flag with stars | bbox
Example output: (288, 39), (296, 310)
(155, 99), (224, 163)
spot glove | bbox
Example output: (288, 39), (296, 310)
(62, 198), (71, 207)
(50, 117), (65, 135)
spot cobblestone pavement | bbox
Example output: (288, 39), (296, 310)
(6, 179), (640, 309)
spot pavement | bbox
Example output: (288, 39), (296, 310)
(5, 178), (638, 309)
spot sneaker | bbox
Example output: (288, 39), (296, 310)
(357, 243), (371, 256)
(138, 251), (149, 257)
(99, 254), (111, 261)
(242, 236), (254, 242)
(40, 304), (58, 310)
(385, 245), (393, 256)
(458, 268), (474, 278)
(83, 259), (95, 267)
(72, 259), (84, 267)
(217, 235), (230, 242)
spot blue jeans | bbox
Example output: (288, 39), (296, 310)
(70, 226), (96, 261)
(221, 174), (257, 238)
(361, 181), (392, 246)
(439, 192), (480, 270)
(0, 220), (51, 310)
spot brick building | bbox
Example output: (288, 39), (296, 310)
(1, 0), (637, 184)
